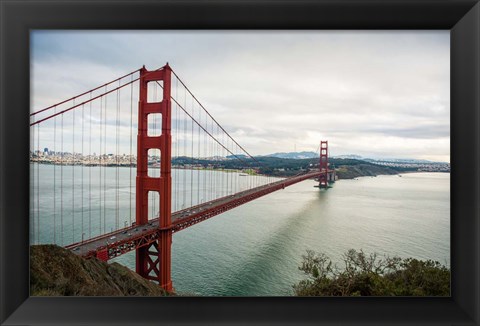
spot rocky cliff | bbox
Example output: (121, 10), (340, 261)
(30, 245), (167, 296)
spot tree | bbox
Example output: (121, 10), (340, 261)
(293, 249), (450, 296)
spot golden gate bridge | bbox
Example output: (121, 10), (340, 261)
(29, 64), (334, 292)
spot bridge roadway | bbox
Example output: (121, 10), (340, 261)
(66, 170), (325, 261)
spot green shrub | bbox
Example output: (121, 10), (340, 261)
(293, 249), (450, 296)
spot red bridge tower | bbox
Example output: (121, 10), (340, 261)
(318, 140), (329, 188)
(136, 64), (173, 292)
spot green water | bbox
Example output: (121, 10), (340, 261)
(30, 165), (450, 296)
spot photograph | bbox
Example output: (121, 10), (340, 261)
(29, 30), (451, 297)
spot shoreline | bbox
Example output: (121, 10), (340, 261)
(30, 161), (449, 180)
(336, 170), (450, 182)
(29, 162), (265, 177)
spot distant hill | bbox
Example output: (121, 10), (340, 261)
(226, 154), (247, 159)
(264, 151), (318, 159)
(364, 158), (438, 164)
(334, 163), (399, 179)
(332, 154), (364, 160)
(333, 154), (445, 164)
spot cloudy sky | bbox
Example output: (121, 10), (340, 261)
(31, 31), (450, 162)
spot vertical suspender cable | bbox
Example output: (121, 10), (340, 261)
(197, 101), (200, 204)
(224, 129), (226, 195)
(129, 76), (133, 224)
(229, 138), (232, 195)
(211, 118), (214, 201)
(217, 123), (220, 197)
(116, 86), (120, 229)
(221, 126), (223, 194)
(61, 114), (64, 245)
(214, 123), (217, 198)
(37, 124), (40, 243)
(204, 108), (207, 203)
(208, 117), (211, 202)
(99, 96), (103, 234)
(190, 97), (194, 207)
(220, 128), (223, 196)
(209, 111), (212, 201)
(225, 134), (228, 196)
(231, 139), (234, 195)
(72, 101), (75, 243)
(81, 104), (85, 241)
(103, 88), (107, 233)
(175, 77), (179, 211)
(53, 107), (57, 244)
(235, 144), (238, 194)
(31, 122), (34, 244)
(89, 94), (92, 239)
(183, 89), (187, 209)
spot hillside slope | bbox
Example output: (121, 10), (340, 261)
(335, 163), (399, 179)
(30, 245), (167, 296)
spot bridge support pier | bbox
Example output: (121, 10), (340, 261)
(135, 64), (173, 292)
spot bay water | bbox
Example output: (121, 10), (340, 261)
(30, 164), (450, 296)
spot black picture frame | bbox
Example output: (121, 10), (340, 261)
(1, 0), (479, 325)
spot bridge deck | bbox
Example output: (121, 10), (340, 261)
(66, 170), (324, 260)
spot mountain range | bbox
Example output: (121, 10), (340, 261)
(260, 151), (446, 164)
(263, 151), (319, 159)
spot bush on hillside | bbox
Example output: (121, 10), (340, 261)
(293, 249), (450, 296)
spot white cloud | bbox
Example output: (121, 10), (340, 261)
(31, 30), (450, 162)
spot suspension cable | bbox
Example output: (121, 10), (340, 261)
(171, 69), (259, 164)
(156, 81), (252, 166)
(30, 68), (140, 117)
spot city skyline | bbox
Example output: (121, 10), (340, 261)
(31, 31), (450, 162)
(30, 146), (450, 164)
